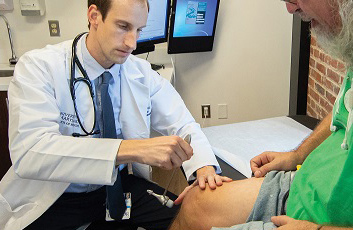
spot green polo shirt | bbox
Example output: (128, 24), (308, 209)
(286, 70), (353, 226)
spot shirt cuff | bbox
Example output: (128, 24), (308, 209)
(193, 165), (218, 177)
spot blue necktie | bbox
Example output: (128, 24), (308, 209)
(100, 71), (126, 220)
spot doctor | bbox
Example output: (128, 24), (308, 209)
(0, 0), (231, 229)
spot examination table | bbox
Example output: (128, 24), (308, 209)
(211, 115), (320, 180)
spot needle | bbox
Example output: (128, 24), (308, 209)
(162, 166), (177, 197)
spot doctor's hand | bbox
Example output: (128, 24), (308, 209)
(118, 136), (193, 170)
(174, 166), (232, 205)
(250, 151), (301, 178)
(195, 166), (232, 190)
(271, 215), (320, 230)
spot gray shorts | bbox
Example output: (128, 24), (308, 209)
(212, 171), (295, 230)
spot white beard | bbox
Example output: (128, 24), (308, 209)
(311, 0), (353, 68)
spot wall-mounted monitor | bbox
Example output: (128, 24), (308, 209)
(168, 0), (221, 54)
(132, 0), (171, 55)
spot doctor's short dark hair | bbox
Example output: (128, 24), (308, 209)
(87, 0), (149, 29)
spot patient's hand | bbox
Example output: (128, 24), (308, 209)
(271, 216), (319, 230)
(174, 166), (232, 205)
(250, 151), (301, 178)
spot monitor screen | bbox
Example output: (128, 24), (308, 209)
(132, 0), (170, 55)
(168, 0), (220, 54)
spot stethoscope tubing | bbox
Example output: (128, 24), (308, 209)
(70, 32), (100, 137)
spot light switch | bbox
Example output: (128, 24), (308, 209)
(218, 104), (228, 119)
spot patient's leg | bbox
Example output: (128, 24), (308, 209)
(169, 177), (264, 230)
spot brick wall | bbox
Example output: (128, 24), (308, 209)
(307, 36), (346, 120)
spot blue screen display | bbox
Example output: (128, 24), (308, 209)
(137, 0), (169, 43)
(173, 0), (218, 37)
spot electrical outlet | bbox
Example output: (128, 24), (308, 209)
(201, 104), (211, 118)
(48, 20), (60, 37)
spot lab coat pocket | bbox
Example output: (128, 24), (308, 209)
(0, 194), (37, 220)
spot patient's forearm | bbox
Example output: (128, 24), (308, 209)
(294, 112), (332, 163)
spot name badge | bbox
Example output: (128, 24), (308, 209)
(105, 192), (132, 221)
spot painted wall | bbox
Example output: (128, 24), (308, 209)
(174, 0), (293, 126)
(0, 0), (293, 127)
(0, 1), (87, 62)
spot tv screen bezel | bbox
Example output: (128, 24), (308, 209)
(167, 0), (221, 54)
(132, 0), (171, 55)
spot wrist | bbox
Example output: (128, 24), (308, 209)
(292, 149), (306, 165)
(193, 165), (217, 177)
(116, 140), (139, 164)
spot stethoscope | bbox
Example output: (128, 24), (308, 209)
(70, 32), (100, 137)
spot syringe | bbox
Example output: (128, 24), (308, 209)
(147, 134), (191, 208)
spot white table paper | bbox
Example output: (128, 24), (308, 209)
(202, 117), (312, 178)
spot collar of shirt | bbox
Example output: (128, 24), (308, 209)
(80, 33), (121, 82)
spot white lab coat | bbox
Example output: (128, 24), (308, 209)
(0, 38), (220, 230)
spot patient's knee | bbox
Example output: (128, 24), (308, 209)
(182, 184), (210, 216)
(173, 184), (229, 230)
(171, 178), (263, 230)
(170, 187), (203, 230)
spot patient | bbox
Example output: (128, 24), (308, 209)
(170, 0), (353, 229)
